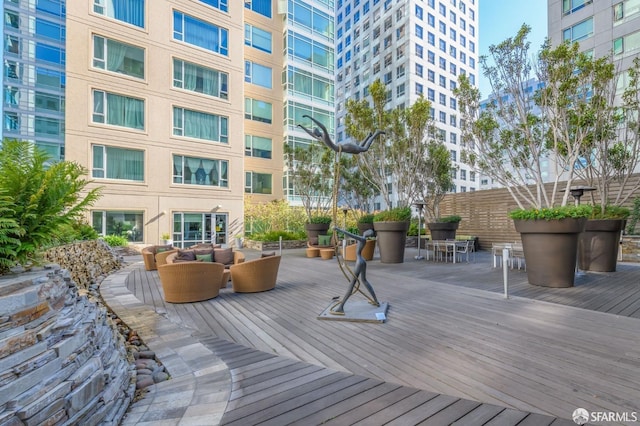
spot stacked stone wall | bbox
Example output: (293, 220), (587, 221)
(621, 236), (640, 262)
(0, 242), (134, 426)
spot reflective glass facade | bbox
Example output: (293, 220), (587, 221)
(3, 0), (66, 160)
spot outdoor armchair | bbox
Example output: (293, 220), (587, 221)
(157, 261), (225, 303)
(142, 245), (174, 271)
(230, 255), (281, 293)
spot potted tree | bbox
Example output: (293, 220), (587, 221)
(373, 206), (411, 263)
(427, 215), (461, 241)
(305, 215), (332, 241)
(456, 25), (607, 287)
(357, 213), (375, 235)
(574, 57), (640, 272)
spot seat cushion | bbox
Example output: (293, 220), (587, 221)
(214, 248), (234, 265)
(176, 249), (196, 261)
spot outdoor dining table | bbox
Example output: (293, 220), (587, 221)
(425, 240), (469, 263)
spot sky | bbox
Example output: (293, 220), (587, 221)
(478, 0), (548, 98)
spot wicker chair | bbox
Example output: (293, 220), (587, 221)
(157, 261), (225, 303)
(165, 250), (245, 267)
(155, 249), (178, 267)
(230, 255), (281, 293)
(141, 245), (174, 271)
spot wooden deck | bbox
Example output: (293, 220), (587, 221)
(126, 249), (640, 425)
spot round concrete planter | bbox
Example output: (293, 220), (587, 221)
(578, 219), (625, 272)
(357, 222), (374, 235)
(373, 221), (409, 263)
(514, 218), (587, 288)
(305, 223), (330, 240)
(427, 222), (459, 240)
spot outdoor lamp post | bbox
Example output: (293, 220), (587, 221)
(414, 202), (425, 260)
(342, 207), (349, 229)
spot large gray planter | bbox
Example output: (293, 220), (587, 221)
(514, 218), (587, 288)
(427, 222), (459, 240)
(357, 222), (374, 235)
(578, 219), (625, 272)
(305, 223), (330, 240)
(373, 221), (409, 263)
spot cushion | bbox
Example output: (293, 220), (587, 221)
(156, 247), (168, 254)
(261, 251), (276, 258)
(318, 235), (332, 246)
(309, 236), (319, 246)
(196, 253), (213, 262)
(155, 244), (172, 254)
(176, 249), (196, 261)
(213, 248), (234, 265)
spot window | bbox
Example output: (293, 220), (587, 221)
(245, 61), (272, 89)
(396, 83), (405, 97)
(450, 114), (457, 127)
(450, 62), (457, 75)
(428, 13), (435, 27)
(245, 23), (272, 53)
(563, 17), (593, 42)
(287, 32), (334, 71)
(94, 0), (144, 28)
(174, 11), (228, 56)
(173, 107), (228, 142)
(450, 149), (456, 162)
(36, 43), (65, 65)
(469, 24), (475, 36)
(4, 112), (19, 131)
(562, 0), (591, 15)
(460, 169), (466, 180)
(416, 5), (424, 19)
(613, 30), (640, 56)
(450, 132), (457, 144)
(92, 145), (144, 181)
(428, 69), (435, 82)
(450, 97), (457, 109)
(416, 63), (423, 77)
(92, 211), (144, 242)
(439, 93), (446, 105)
(93, 35), (144, 79)
(415, 83), (424, 95)
(6, 35), (21, 55)
(245, 0), (271, 18)
(397, 64), (406, 77)
(428, 88), (435, 101)
(245, 135), (272, 158)
(93, 90), (144, 130)
(173, 155), (228, 187)
(35, 117), (63, 136)
(201, 0), (228, 12)
(439, 21), (446, 34)
(428, 50), (435, 64)
(439, 57), (446, 70)
(439, 2), (446, 15)
(439, 111), (446, 123)
(450, 28), (456, 41)
(449, 45), (457, 58)
(439, 75), (446, 87)
(36, 18), (65, 42)
(428, 32), (435, 46)
(173, 59), (228, 99)
(469, 40), (475, 52)
(470, 171), (475, 181)
(415, 24), (423, 39)
(5, 11), (19, 29)
(439, 39), (446, 52)
(245, 171), (272, 194)
(245, 98), (272, 124)
(416, 43), (424, 58)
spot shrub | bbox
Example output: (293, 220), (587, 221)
(50, 221), (100, 246)
(309, 215), (332, 225)
(358, 213), (375, 224)
(102, 235), (129, 247)
(626, 198), (640, 234)
(247, 230), (306, 242)
(0, 140), (101, 273)
(438, 215), (462, 223)
(590, 205), (630, 220)
(509, 205), (592, 221)
(373, 206), (412, 222)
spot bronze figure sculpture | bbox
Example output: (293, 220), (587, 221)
(298, 114), (384, 154)
(331, 227), (380, 314)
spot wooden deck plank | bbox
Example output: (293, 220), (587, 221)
(418, 399), (483, 425)
(482, 408), (530, 426)
(382, 394), (460, 426)
(451, 404), (508, 425)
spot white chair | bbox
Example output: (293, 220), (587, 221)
(455, 240), (472, 263)
(492, 243), (511, 267)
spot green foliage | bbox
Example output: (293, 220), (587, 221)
(309, 215), (332, 225)
(589, 205), (630, 220)
(0, 196), (23, 272)
(438, 215), (462, 223)
(358, 213), (375, 224)
(373, 206), (412, 222)
(50, 220), (100, 246)
(244, 198), (307, 235)
(0, 140), (101, 273)
(102, 234), (129, 247)
(625, 198), (640, 234)
(247, 230), (306, 242)
(407, 220), (428, 236)
(509, 205), (592, 221)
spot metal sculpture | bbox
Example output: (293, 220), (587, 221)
(298, 115), (384, 154)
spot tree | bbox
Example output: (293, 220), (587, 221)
(0, 140), (101, 272)
(284, 139), (334, 220)
(345, 79), (451, 209)
(456, 24), (618, 210)
(423, 141), (454, 221)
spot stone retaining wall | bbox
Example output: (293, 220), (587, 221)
(0, 241), (134, 426)
(244, 239), (307, 251)
(621, 236), (640, 262)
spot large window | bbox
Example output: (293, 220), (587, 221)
(245, 171), (272, 194)
(92, 145), (144, 181)
(289, 1), (333, 40)
(244, 24), (272, 53)
(614, 30), (640, 57)
(285, 66), (333, 104)
(35, 117), (63, 136)
(93, 35), (144, 79)
(92, 211), (143, 242)
(36, 67), (65, 89)
(245, 61), (272, 89)
(36, 92), (64, 112)
(36, 18), (65, 42)
(174, 11), (228, 56)
(200, 0), (228, 13)
(287, 32), (334, 72)
(563, 17), (593, 42)
(173, 58), (228, 99)
(173, 107), (228, 143)
(93, 90), (144, 130)
(94, 0), (145, 28)
(245, 98), (272, 124)
(36, 43), (65, 65)
(173, 155), (228, 187)
(245, 135), (272, 159)
(285, 102), (333, 132)
(245, 0), (271, 18)
(562, 0), (591, 15)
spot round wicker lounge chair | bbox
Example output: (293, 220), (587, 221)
(230, 255), (281, 293)
(157, 262), (225, 303)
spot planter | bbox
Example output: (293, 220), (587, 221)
(514, 218), (587, 288)
(344, 239), (376, 261)
(373, 221), (409, 263)
(305, 223), (330, 240)
(357, 222), (375, 235)
(578, 219), (625, 272)
(427, 222), (459, 240)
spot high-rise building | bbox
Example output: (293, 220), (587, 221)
(334, 0), (479, 209)
(281, 0), (336, 206)
(3, 0), (66, 161)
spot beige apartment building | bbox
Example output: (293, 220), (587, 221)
(63, 1), (283, 247)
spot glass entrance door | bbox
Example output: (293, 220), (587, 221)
(173, 212), (228, 248)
